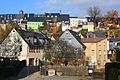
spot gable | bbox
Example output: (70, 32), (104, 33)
(59, 30), (84, 49)
(0, 29), (28, 57)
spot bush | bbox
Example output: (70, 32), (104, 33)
(105, 62), (120, 80)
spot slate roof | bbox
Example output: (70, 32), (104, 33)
(60, 14), (70, 22)
(87, 32), (106, 38)
(45, 13), (69, 22)
(109, 37), (120, 42)
(0, 12), (70, 23)
(17, 29), (49, 46)
(81, 38), (105, 43)
(45, 13), (60, 17)
(28, 17), (45, 22)
(86, 17), (102, 22)
(67, 29), (86, 49)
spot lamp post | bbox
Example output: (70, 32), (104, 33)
(43, 57), (47, 76)
(39, 59), (42, 75)
(44, 43), (48, 76)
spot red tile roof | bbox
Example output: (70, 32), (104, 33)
(81, 38), (105, 43)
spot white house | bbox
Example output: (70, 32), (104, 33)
(0, 28), (50, 66)
(70, 17), (95, 32)
(70, 17), (79, 28)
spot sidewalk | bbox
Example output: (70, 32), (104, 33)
(23, 72), (104, 80)
(5, 70), (104, 80)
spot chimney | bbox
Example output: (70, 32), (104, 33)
(94, 33), (96, 38)
(86, 32), (89, 38)
(107, 31), (110, 39)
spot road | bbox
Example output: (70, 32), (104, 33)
(23, 75), (104, 80)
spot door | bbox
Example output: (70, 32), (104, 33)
(29, 58), (34, 66)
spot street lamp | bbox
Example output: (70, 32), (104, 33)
(44, 57), (47, 76)
(88, 68), (93, 76)
(39, 59), (42, 75)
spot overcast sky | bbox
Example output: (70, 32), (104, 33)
(0, 0), (120, 17)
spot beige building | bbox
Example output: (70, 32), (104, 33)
(81, 37), (108, 69)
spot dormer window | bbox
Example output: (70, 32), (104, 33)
(34, 38), (37, 43)
(51, 15), (53, 17)
(66, 31), (68, 34)
(68, 38), (71, 43)
(55, 15), (57, 17)
(13, 30), (15, 32)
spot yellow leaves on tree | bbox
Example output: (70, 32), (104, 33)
(42, 20), (61, 38)
(102, 9), (118, 28)
(0, 26), (6, 39)
(0, 21), (20, 40)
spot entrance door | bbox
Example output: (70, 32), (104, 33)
(29, 58), (34, 66)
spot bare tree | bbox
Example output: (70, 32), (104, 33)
(87, 6), (101, 28)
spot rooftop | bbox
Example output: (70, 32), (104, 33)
(81, 38), (105, 43)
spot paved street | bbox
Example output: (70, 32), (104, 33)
(24, 76), (90, 80)
(20, 75), (104, 80)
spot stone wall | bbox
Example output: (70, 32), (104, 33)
(47, 65), (88, 76)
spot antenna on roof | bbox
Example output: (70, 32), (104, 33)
(59, 10), (62, 14)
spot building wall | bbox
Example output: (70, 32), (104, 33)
(82, 24), (94, 32)
(96, 39), (108, 69)
(83, 38), (108, 69)
(27, 22), (43, 29)
(84, 43), (97, 66)
(0, 29), (28, 60)
(18, 37), (28, 61)
(26, 49), (45, 66)
(78, 18), (88, 23)
(61, 23), (70, 31)
(70, 17), (79, 27)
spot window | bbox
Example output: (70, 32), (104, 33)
(51, 15), (53, 17)
(98, 42), (101, 46)
(11, 15), (12, 19)
(34, 38), (37, 43)
(55, 15), (57, 17)
(104, 50), (106, 55)
(91, 50), (95, 53)
(7, 15), (9, 19)
(68, 38), (71, 43)
(65, 31), (68, 34)
(25, 17), (26, 20)
(98, 60), (101, 66)
(13, 30), (15, 32)
(99, 50), (101, 55)
(4, 17), (6, 20)
(104, 42), (106, 46)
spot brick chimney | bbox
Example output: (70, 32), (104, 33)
(86, 32), (89, 38)
(94, 33), (96, 39)
(107, 31), (110, 39)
